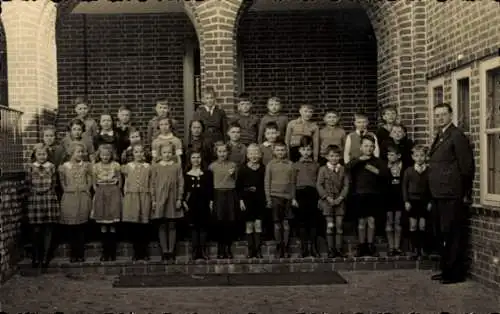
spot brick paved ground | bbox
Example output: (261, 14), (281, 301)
(1, 270), (498, 313)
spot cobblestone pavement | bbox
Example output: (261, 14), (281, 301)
(1, 270), (499, 313)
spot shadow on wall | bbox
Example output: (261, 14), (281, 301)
(0, 108), (56, 284)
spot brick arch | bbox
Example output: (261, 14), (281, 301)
(0, 19), (8, 106)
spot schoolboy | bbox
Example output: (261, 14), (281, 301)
(230, 92), (259, 145)
(116, 105), (134, 160)
(385, 145), (405, 256)
(402, 145), (432, 256)
(73, 97), (98, 143)
(264, 142), (297, 258)
(382, 124), (414, 169)
(317, 145), (349, 257)
(285, 104), (320, 162)
(193, 86), (228, 143)
(376, 105), (398, 154)
(319, 111), (346, 165)
(227, 122), (247, 165)
(293, 136), (320, 257)
(258, 97), (288, 144)
(146, 99), (177, 145)
(260, 122), (279, 166)
(344, 112), (380, 164)
(346, 135), (389, 257)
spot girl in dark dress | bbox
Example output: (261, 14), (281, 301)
(93, 113), (120, 156)
(184, 119), (214, 169)
(183, 150), (213, 260)
(236, 144), (266, 258)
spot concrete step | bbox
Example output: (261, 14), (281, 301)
(18, 255), (440, 276)
(24, 236), (405, 259)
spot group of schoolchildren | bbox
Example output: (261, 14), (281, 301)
(26, 86), (433, 270)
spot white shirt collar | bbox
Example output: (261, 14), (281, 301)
(356, 129), (367, 136)
(441, 122), (453, 134)
(204, 105), (215, 115)
(187, 168), (204, 176)
(262, 141), (273, 147)
(100, 130), (114, 136)
(33, 161), (50, 168)
(414, 163), (427, 173)
(326, 162), (340, 172)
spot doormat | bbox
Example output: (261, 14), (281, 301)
(113, 272), (347, 288)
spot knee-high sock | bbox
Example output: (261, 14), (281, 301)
(274, 223), (282, 243)
(386, 229), (394, 250)
(326, 233), (334, 251)
(42, 224), (53, 262)
(367, 225), (375, 244)
(283, 220), (290, 248)
(394, 227), (402, 250)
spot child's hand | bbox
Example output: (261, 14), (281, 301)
(266, 200), (272, 208)
(327, 196), (335, 206)
(427, 202), (432, 211)
(183, 201), (189, 212)
(292, 199), (299, 207)
(333, 196), (344, 206)
(247, 186), (256, 192)
(359, 155), (370, 160)
(176, 200), (182, 210)
(228, 167), (235, 175)
(365, 164), (379, 174)
(209, 201), (214, 212)
(240, 200), (246, 211)
(405, 202), (411, 211)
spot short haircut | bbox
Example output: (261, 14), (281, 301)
(246, 143), (261, 154)
(156, 99), (169, 107)
(391, 123), (407, 133)
(204, 86), (216, 96)
(381, 105), (397, 115)
(324, 110), (339, 117)
(354, 112), (368, 120)
(213, 141), (228, 152)
(228, 122), (241, 130)
(273, 141), (287, 148)
(434, 102), (453, 113)
(267, 96), (280, 103)
(118, 105), (131, 112)
(387, 145), (401, 154)
(128, 127), (141, 137)
(361, 134), (376, 144)
(300, 103), (314, 110)
(325, 144), (342, 155)
(95, 144), (118, 162)
(299, 136), (313, 148)
(67, 118), (86, 133)
(412, 144), (428, 154)
(73, 96), (87, 106)
(238, 92), (251, 102)
(41, 125), (56, 135)
(264, 121), (278, 131)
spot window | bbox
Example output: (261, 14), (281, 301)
(428, 77), (445, 137)
(480, 57), (500, 205)
(451, 67), (472, 133)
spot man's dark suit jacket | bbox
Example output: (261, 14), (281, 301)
(428, 124), (474, 199)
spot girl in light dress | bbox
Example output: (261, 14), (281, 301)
(150, 143), (184, 261)
(26, 144), (60, 270)
(91, 144), (122, 262)
(122, 144), (152, 260)
(58, 142), (93, 262)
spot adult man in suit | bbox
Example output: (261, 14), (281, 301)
(428, 103), (474, 284)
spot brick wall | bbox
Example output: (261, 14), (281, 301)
(239, 10), (378, 128)
(425, 1), (500, 290)
(0, 174), (26, 284)
(56, 13), (197, 139)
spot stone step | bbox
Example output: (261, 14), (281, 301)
(18, 255), (440, 276)
(24, 237), (403, 259)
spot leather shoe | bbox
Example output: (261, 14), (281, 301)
(431, 273), (443, 280)
(440, 277), (465, 285)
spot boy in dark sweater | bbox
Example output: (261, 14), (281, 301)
(293, 136), (320, 257)
(385, 145), (405, 256)
(230, 93), (259, 145)
(402, 145), (432, 256)
(265, 142), (297, 258)
(227, 122), (247, 165)
(380, 124), (414, 169)
(376, 106), (398, 156)
(258, 97), (288, 144)
(347, 135), (389, 257)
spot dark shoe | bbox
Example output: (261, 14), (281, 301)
(387, 249), (395, 257)
(217, 243), (224, 259)
(393, 248), (403, 256)
(368, 243), (379, 257)
(255, 248), (263, 259)
(41, 261), (50, 273)
(431, 273), (443, 281)
(355, 244), (365, 257)
(69, 257), (78, 263)
(168, 253), (176, 262)
(226, 245), (233, 259)
(161, 253), (169, 261)
(440, 277), (466, 285)
(301, 244), (310, 258)
(310, 244), (320, 258)
(276, 243), (283, 258)
(100, 254), (109, 262)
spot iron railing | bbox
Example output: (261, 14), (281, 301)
(0, 106), (23, 174)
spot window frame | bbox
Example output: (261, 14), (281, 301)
(427, 77), (445, 140)
(479, 56), (500, 206)
(451, 67), (472, 134)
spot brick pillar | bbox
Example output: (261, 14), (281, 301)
(184, 0), (242, 114)
(1, 0), (59, 162)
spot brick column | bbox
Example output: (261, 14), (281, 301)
(184, 0), (242, 114)
(1, 0), (59, 162)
